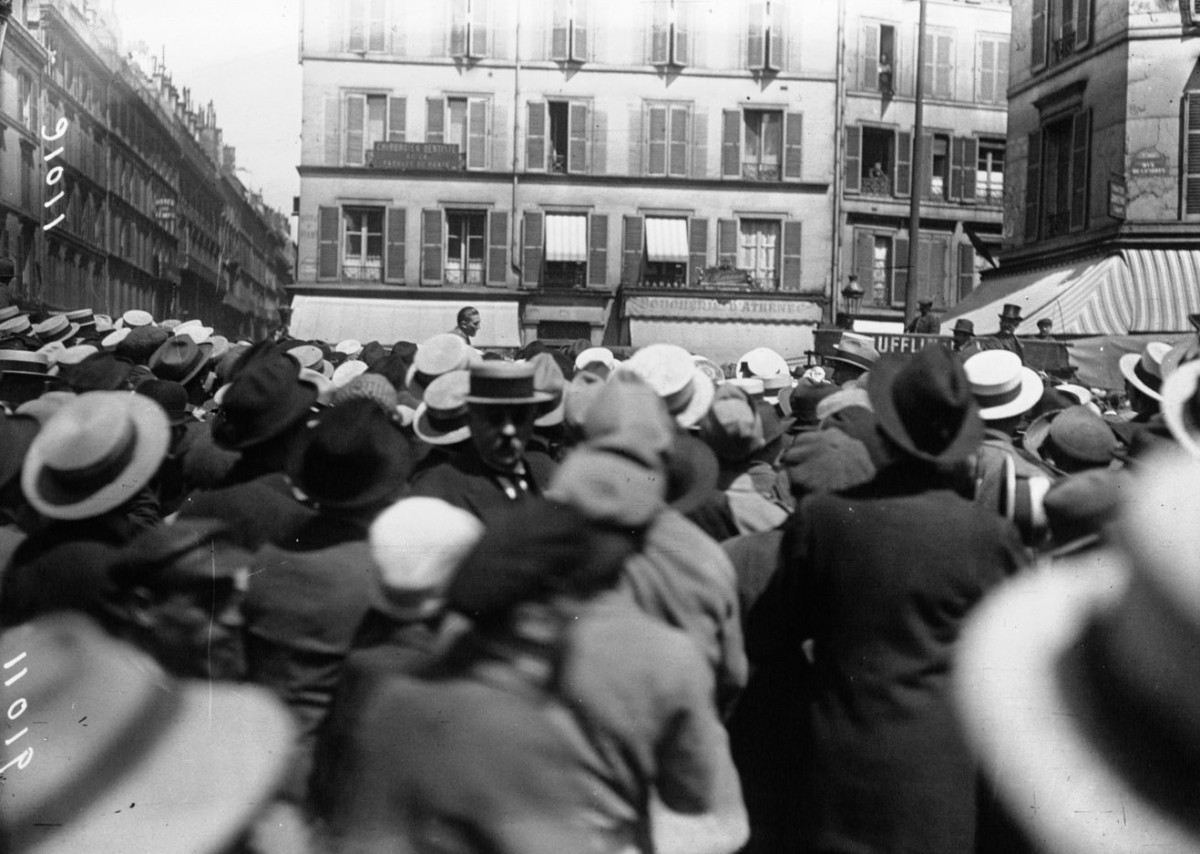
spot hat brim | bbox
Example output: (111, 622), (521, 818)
(464, 390), (556, 407)
(1119, 353), (1164, 402)
(869, 355), (983, 465)
(20, 669), (294, 854)
(412, 402), (471, 446)
(1022, 409), (1057, 460)
(978, 367), (1043, 420)
(534, 395), (565, 428)
(1162, 360), (1200, 459)
(672, 369), (716, 429)
(825, 352), (877, 373)
(22, 393), (170, 520)
(954, 554), (1200, 854)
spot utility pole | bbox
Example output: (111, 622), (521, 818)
(905, 0), (928, 326)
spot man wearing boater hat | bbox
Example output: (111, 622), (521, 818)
(409, 361), (557, 523)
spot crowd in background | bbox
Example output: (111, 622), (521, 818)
(1, 293), (1200, 854)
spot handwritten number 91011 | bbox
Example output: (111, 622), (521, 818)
(42, 117), (68, 233)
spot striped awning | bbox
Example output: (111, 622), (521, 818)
(941, 249), (1200, 337)
(645, 217), (690, 264)
(545, 214), (588, 263)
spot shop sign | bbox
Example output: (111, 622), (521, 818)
(1130, 149), (1168, 178)
(1108, 175), (1127, 220)
(371, 142), (464, 171)
(625, 295), (819, 322)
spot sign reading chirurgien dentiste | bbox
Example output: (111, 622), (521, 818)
(371, 142), (464, 171)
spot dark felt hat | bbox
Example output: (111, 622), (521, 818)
(869, 346), (984, 465)
(0, 256), (15, 278)
(211, 348), (318, 450)
(953, 319), (975, 336)
(135, 379), (192, 426)
(446, 498), (637, 621)
(0, 412), (40, 490)
(288, 397), (413, 511)
(60, 353), (134, 393)
(788, 381), (839, 429)
(149, 337), (212, 387)
(111, 518), (249, 589)
(117, 324), (170, 365)
(999, 303), (1023, 322)
(1024, 405), (1121, 473)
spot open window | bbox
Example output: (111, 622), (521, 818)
(550, 0), (589, 62)
(450, 0), (489, 60)
(861, 23), (896, 94)
(344, 94), (405, 166)
(444, 211), (487, 285)
(747, 2), (785, 72)
(643, 218), (690, 287)
(342, 207), (384, 281)
(650, 0), (690, 67)
(526, 100), (589, 174)
(977, 140), (1005, 205)
(738, 219), (780, 290)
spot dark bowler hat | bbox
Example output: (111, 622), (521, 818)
(789, 381), (839, 430)
(869, 345), (984, 465)
(953, 319), (975, 336)
(135, 379), (192, 426)
(999, 303), (1023, 322)
(0, 256), (16, 278)
(288, 397), (413, 511)
(60, 352), (134, 393)
(465, 361), (555, 406)
(211, 347), (319, 450)
(149, 336), (212, 387)
(918, 299), (934, 308)
(117, 324), (170, 365)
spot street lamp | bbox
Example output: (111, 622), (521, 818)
(841, 275), (865, 316)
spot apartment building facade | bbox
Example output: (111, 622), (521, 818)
(947, 0), (1200, 338)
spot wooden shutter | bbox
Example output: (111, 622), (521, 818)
(689, 217), (708, 279)
(935, 35), (953, 98)
(324, 96), (341, 165)
(526, 101), (546, 171)
(469, 0), (489, 57)
(622, 215), (644, 285)
(551, 1), (570, 60)
(426, 98), (445, 143)
(368, 0), (386, 51)
(781, 221), (802, 291)
(348, 0), (365, 50)
(591, 108), (607, 175)
(862, 24), (879, 90)
(450, 0), (467, 56)
(893, 236), (910, 305)
(926, 236), (947, 306)
(420, 208), (443, 285)
(1070, 110), (1091, 232)
(996, 39), (1010, 102)
(669, 106), (689, 177)
(893, 130), (910, 197)
(318, 206), (340, 281)
(747, 2), (766, 69)
(345, 94), (366, 166)
(674, 16), (690, 68)
(1032, 0), (1047, 70)
(1185, 94), (1200, 215)
(522, 211), (543, 287)
(648, 105), (667, 175)
(766, 8), (783, 71)
(569, 102), (589, 173)
(845, 125), (862, 193)
(572, 1), (589, 61)
(388, 97), (406, 142)
(717, 218), (737, 267)
(922, 32), (934, 96)
(783, 112), (803, 180)
(385, 208), (406, 283)
(958, 242), (976, 302)
(588, 213), (608, 286)
(920, 132), (934, 199)
(628, 106), (643, 175)
(979, 39), (996, 104)
(853, 230), (876, 294)
(691, 107), (708, 179)
(651, 1), (669, 64)
(962, 137), (978, 202)
(466, 100), (487, 169)
(722, 110), (741, 178)
(950, 137), (965, 201)
(1025, 129), (1042, 240)
(1076, 0), (1091, 48)
(486, 210), (508, 286)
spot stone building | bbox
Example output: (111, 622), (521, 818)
(946, 0), (1200, 338)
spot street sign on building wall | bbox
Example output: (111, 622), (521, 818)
(1109, 174), (1127, 220)
(371, 142), (464, 171)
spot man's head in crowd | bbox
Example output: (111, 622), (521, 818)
(465, 362), (553, 473)
(457, 306), (481, 341)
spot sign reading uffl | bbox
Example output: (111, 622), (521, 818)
(42, 117), (69, 233)
(2, 650), (34, 774)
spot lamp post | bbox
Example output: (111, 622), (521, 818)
(841, 275), (865, 317)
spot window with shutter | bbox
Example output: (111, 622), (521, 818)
(588, 214), (608, 286)
(569, 103), (589, 173)
(783, 112), (803, 180)
(977, 139), (1004, 205)
(781, 221), (802, 291)
(689, 218), (708, 282)
(551, 0), (570, 61)
(386, 208), (406, 283)
(388, 98), (406, 142)
(467, 100), (488, 169)
(572, 0), (589, 61)
(426, 98), (445, 143)
(622, 215), (644, 285)
(1070, 110), (1090, 232)
(742, 110), (782, 181)
(649, 0), (687, 67)
(669, 107), (689, 176)
(318, 206), (340, 281)
(647, 106), (668, 176)
(527, 101), (547, 171)
(747, 2), (766, 70)
(861, 24), (879, 90)
(343, 207), (384, 282)
(1032, 0), (1047, 70)
(1184, 93), (1200, 216)
(1025, 130), (1042, 239)
(722, 110), (741, 178)
(892, 236), (910, 305)
(922, 30), (953, 99)
(487, 211), (508, 285)
(421, 209), (444, 285)
(845, 126), (862, 193)
(957, 243), (976, 302)
(522, 211), (544, 287)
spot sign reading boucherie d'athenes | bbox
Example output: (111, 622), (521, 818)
(371, 142), (464, 171)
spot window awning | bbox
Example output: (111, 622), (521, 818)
(940, 250), (1200, 336)
(545, 214), (588, 263)
(288, 296), (521, 348)
(645, 218), (690, 264)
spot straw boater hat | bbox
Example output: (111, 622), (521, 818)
(0, 304), (23, 322)
(826, 332), (881, 373)
(412, 370), (472, 446)
(954, 446), (1200, 854)
(32, 315), (80, 345)
(335, 338), (363, 360)
(121, 309), (155, 328)
(21, 391), (170, 520)
(173, 321), (214, 345)
(331, 359), (369, 389)
(0, 612), (294, 854)
(1162, 358), (1200, 459)
(619, 343), (716, 429)
(736, 347), (792, 394)
(0, 349), (50, 376)
(64, 308), (95, 330)
(963, 349), (1043, 420)
(1119, 341), (1171, 402)
(100, 326), (132, 352)
(574, 346), (616, 375)
(405, 334), (477, 400)
(0, 314), (32, 336)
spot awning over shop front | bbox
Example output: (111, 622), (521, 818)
(288, 296), (521, 348)
(941, 250), (1200, 336)
(645, 218), (690, 264)
(544, 214), (588, 262)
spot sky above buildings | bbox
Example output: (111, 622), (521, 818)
(111, 0), (301, 220)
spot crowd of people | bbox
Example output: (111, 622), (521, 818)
(1, 293), (1200, 854)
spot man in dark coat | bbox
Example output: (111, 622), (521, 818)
(409, 362), (557, 523)
(747, 345), (1027, 854)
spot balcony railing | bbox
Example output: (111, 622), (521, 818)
(343, 260), (383, 281)
(742, 163), (781, 182)
(1052, 30), (1076, 63)
(862, 173), (893, 197)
